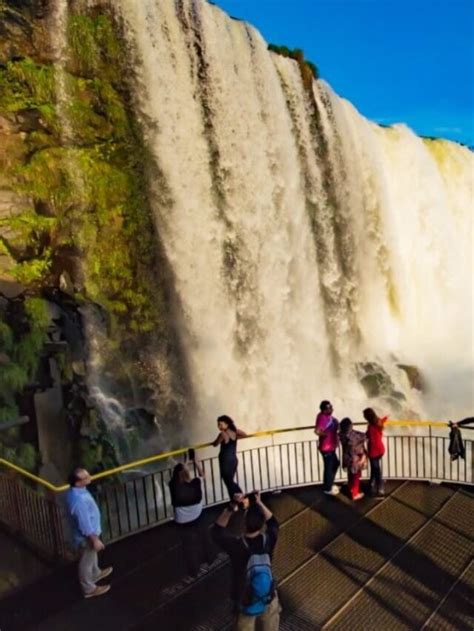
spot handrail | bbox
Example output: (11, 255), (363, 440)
(0, 419), (461, 492)
(0, 458), (61, 492)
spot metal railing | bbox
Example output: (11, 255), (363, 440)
(0, 474), (68, 561)
(96, 425), (473, 543)
(0, 421), (472, 559)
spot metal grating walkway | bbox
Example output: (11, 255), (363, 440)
(0, 482), (473, 631)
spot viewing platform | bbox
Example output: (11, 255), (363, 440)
(1, 424), (473, 630)
(1, 481), (473, 630)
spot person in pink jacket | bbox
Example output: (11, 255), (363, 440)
(315, 400), (340, 495)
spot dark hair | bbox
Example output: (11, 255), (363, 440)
(339, 417), (352, 434)
(363, 407), (379, 426)
(245, 504), (265, 534)
(67, 468), (83, 487)
(170, 463), (186, 487)
(217, 414), (237, 432)
(319, 400), (332, 412)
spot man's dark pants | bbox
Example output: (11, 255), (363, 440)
(322, 451), (340, 491)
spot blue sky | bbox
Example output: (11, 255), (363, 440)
(213, 0), (474, 147)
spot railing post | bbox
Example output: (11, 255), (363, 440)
(428, 424), (433, 482)
(271, 432), (280, 494)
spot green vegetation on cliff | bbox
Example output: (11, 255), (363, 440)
(0, 7), (181, 474)
(0, 297), (49, 419)
(0, 13), (163, 335)
(0, 297), (48, 470)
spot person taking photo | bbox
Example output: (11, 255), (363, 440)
(212, 492), (280, 630)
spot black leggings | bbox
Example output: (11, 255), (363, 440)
(219, 457), (242, 499)
(177, 515), (213, 577)
(369, 456), (384, 491)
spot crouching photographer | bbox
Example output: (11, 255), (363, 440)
(169, 449), (213, 577)
(211, 491), (281, 631)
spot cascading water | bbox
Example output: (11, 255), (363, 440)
(50, 0), (72, 141)
(115, 0), (472, 437)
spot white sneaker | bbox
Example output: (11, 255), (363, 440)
(84, 585), (110, 599)
(324, 486), (340, 496)
(353, 492), (365, 501)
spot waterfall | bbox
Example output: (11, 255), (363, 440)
(49, 0), (72, 141)
(116, 0), (473, 435)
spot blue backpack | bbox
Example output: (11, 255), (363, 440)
(240, 535), (274, 616)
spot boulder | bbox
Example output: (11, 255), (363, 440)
(397, 364), (426, 391)
(15, 108), (49, 133)
(358, 365), (394, 398)
(59, 271), (75, 296)
(0, 276), (26, 299)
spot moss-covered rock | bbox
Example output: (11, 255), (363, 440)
(0, 1), (192, 473)
(0, 11), (170, 341)
(76, 433), (117, 475)
(0, 1), (53, 66)
(0, 438), (38, 472)
(0, 296), (49, 421)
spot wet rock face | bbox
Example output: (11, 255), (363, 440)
(397, 364), (426, 392)
(357, 362), (400, 399)
(360, 371), (391, 398)
(0, 114), (28, 296)
(356, 361), (425, 420)
(0, 1), (54, 64)
(0, 0), (194, 472)
(0, 287), (121, 475)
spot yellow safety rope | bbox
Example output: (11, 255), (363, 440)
(0, 420), (450, 492)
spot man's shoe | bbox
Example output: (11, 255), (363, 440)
(324, 487), (339, 496)
(84, 585), (111, 599)
(97, 566), (113, 581)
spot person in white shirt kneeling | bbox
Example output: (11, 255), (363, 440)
(169, 450), (213, 577)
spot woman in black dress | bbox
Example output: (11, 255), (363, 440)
(212, 415), (247, 499)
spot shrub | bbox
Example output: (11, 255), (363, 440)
(268, 43), (320, 81)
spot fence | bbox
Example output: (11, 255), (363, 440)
(96, 425), (473, 542)
(0, 474), (68, 561)
(0, 422), (472, 559)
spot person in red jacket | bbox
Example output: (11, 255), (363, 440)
(364, 407), (388, 497)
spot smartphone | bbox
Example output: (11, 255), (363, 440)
(246, 492), (257, 505)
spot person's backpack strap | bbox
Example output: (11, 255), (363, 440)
(242, 533), (267, 550)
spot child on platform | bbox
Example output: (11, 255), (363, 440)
(364, 407), (388, 497)
(339, 417), (367, 501)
